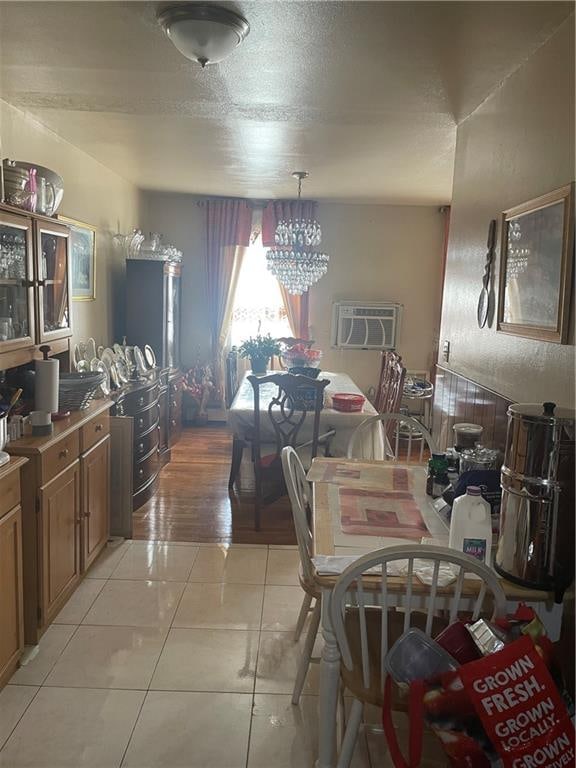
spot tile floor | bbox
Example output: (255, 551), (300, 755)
(0, 539), (444, 768)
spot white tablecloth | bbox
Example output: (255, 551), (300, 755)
(227, 371), (384, 458)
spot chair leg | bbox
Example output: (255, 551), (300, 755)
(294, 592), (313, 642)
(337, 697), (363, 768)
(228, 436), (244, 490)
(253, 460), (262, 531)
(292, 598), (321, 705)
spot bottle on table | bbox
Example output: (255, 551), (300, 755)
(426, 452), (449, 498)
(448, 486), (492, 566)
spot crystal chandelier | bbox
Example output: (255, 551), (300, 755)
(266, 172), (329, 295)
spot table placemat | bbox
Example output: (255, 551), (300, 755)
(307, 460), (413, 491)
(339, 487), (429, 540)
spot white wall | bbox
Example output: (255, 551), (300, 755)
(0, 99), (142, 348)
(439, 17), (575, 406)
(142, 192), (445, 392)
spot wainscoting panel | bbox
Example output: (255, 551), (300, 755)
(432, 365), (513, 452)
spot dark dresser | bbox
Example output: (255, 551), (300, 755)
(124, 258), (183, 506)
(113, 375), (161, 511)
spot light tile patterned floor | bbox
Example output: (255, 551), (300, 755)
(0, 540), (444, 768)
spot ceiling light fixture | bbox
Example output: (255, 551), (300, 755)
(157, 4), (250, 68)
(266, 172), (329, 296)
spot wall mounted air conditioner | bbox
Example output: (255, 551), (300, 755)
(331, 301), (402, 350)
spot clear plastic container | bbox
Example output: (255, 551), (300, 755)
(453, 423), (483, 451)
(384, 628), (459, 683)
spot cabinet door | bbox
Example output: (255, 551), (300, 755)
(81, 436), (110, 572)
(34, 220), (72, 342)
(39, 462), (81, 623)
(164, 269), (180, 370)
(0, 505), (24, 686)
(0, 211), (35, 353)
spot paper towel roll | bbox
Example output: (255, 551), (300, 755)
(35, 357), (59, 413)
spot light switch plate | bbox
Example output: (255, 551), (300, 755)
(442, 340), (450, 362)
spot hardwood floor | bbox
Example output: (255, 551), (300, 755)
(133, 425), (297, 545)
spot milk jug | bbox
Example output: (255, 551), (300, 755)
(448, 486), (492, 566)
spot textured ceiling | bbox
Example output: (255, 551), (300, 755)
(0, 1), (572, 203)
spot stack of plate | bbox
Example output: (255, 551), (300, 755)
(59, 372), (105, 411)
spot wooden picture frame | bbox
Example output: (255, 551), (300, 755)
(59, 215), (96, 301)
(497, 183), (574, 343)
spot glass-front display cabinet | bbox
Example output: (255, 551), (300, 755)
(0, 210), (35, 354)
(34, 220), (72, 343)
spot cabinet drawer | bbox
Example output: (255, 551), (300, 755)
(0, 469), (21, 520)
(135, 424), (161, 461)
(133, 403), (159, 439)
(41, 431), (80, 482)
(124, 384), (159, 414)
(134, 445), (160, 491)
(80, 413), (110, 453)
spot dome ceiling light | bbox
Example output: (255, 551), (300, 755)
(157, 4), (250, 68)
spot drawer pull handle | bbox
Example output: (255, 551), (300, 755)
(138, 418), (144, 429)
(171, 420), (177, 427)
(138, 468), (144, 478)
(138, 442), (145, 454)
(59, 448), (69, 459)
(95, 424), (103, 432)
(138, 396), (145, 406)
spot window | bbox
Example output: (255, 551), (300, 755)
(229, 234), (291, 346)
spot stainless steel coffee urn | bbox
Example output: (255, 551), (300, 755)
(495, 402), (575, 602)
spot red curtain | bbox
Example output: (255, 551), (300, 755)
(204, 198), (253, 395)
(262, 200), (317, 340)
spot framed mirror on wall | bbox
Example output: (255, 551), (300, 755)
(497, 183), (574, 344)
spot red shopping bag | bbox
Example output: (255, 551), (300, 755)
(460, 636), (575, 768)
(382, 636), (575, 768)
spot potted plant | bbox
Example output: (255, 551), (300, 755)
(238, 334), (281, 374)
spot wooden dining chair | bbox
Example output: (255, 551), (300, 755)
(329, 545), (507, 768)
(281, 446), (321, 704)
(374, 351), (406, 414)
(347, 412), (437, 463)
(248, 372), (334, 530)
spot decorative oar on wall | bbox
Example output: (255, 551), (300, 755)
(477, 219), (497, 328)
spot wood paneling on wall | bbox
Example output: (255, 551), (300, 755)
(432, 365), (512, 452)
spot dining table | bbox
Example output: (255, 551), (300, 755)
(227, 370), (385, 458)
(307, 457), (564, 768)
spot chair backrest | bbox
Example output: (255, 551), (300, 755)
(281, 446), (315, 583)
(347, 412), (437, 463)
(248, 372), (330, 463)
(225, 349), (239, 408)
(375, 351), (406, 415)
(330, 544), (507, 693)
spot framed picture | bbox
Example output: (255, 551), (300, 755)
(497, 183), (574, 343)
(59, 215), (96, 301)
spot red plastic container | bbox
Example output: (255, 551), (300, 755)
(332, 393), (365, 412)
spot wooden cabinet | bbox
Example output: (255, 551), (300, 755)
(81, 436), (110, 571)
(40, 461), (81, 625)
(0, 203), (72, 370)
(126, 259), (181, 371)
(7, 401), (112, 643)
(0, 458), (27, 688)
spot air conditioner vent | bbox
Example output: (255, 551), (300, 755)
(332, 301), (402, 350)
